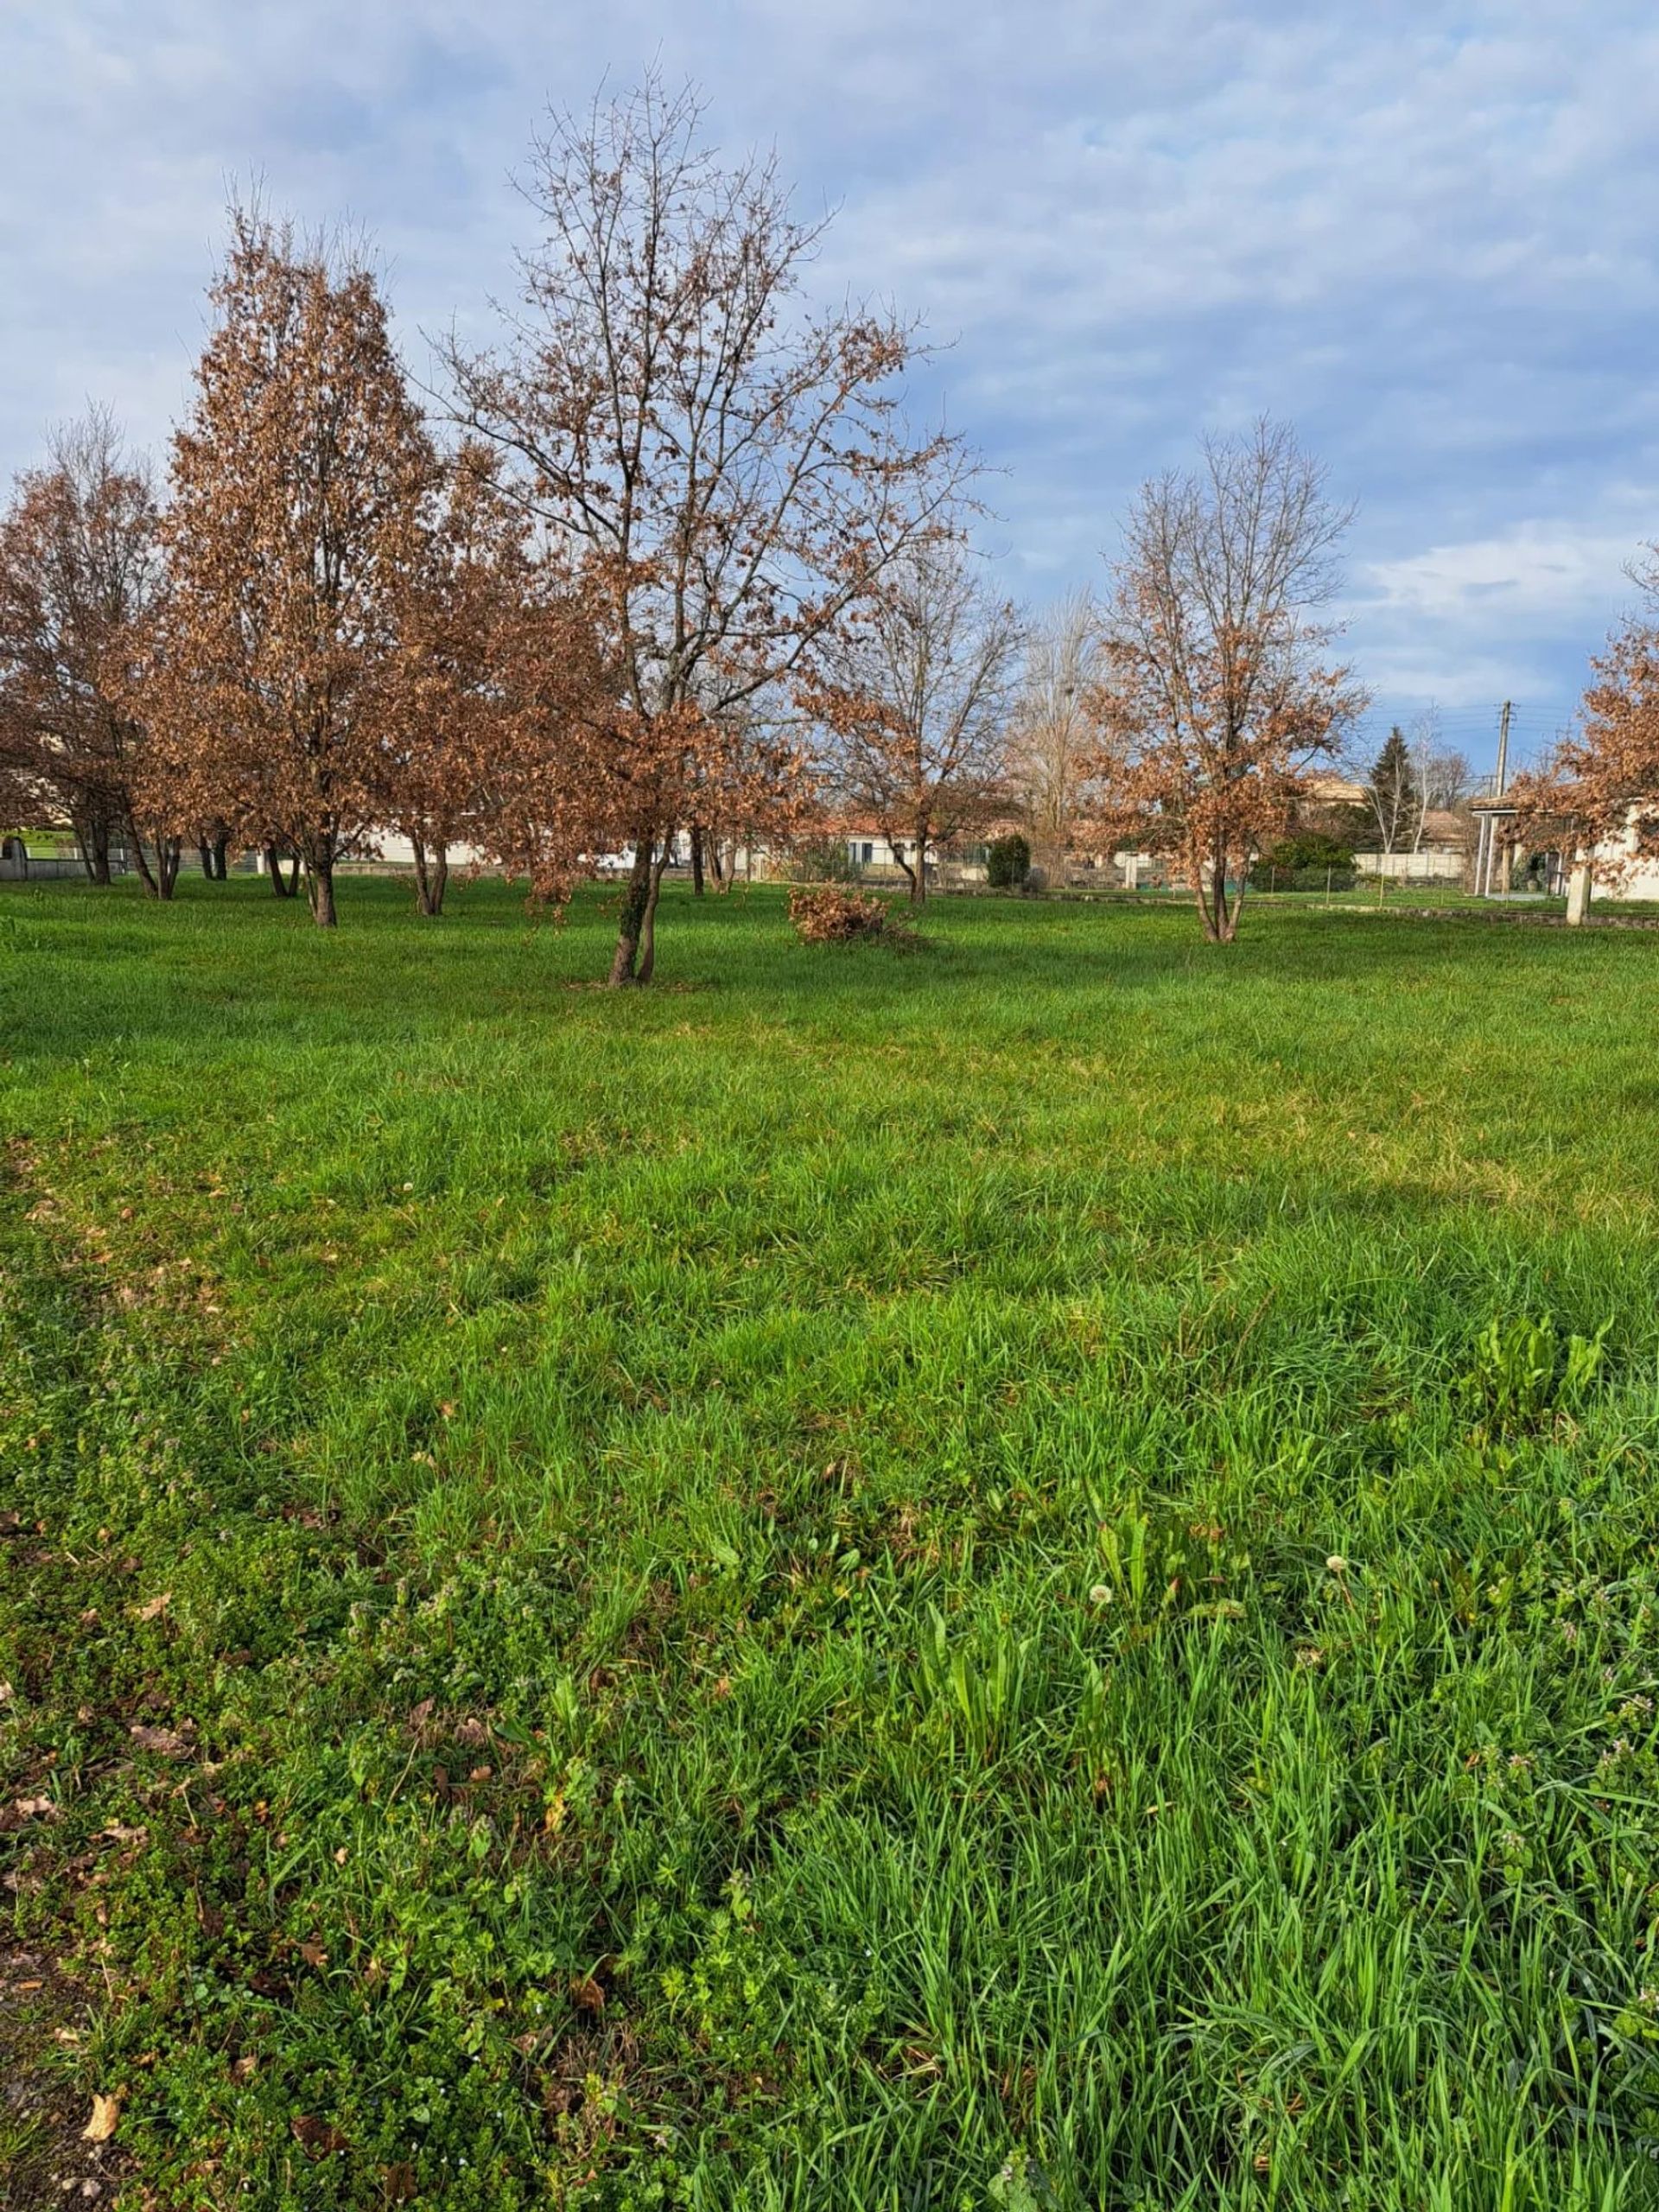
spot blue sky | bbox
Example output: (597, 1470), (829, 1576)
(6, 0), (1658, 775)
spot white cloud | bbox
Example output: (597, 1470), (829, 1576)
(1357, 524), (1643, 627)
(6, 0), (1659, 761)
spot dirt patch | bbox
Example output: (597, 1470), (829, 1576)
(0, 1940), (129, 2207)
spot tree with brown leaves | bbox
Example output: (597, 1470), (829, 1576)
(1510, 615), (1659, 924)
(446, 73), (966, 982)
(0, 411), (177, 893)
(149, 211), (436, 927)
(807, 534), (1022, 905)
(1088, 421), (1365, 942)
(400, 459), (615, 928)
(379, 445), (534, 917)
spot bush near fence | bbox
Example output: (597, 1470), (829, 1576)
(1249, 862), (1359, 893)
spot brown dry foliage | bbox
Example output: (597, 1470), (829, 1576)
(1086, 419), (1366, 942)
(788, 884), (893, 943)
(445, 73), (969, 981)
(1509, 614), (1659, 893)
(0, 410), (173, 891)
(378, 441), (607, 917)
(143, 209), (437, 926)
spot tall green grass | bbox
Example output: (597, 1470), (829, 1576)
(3, 876), (1658, 2209)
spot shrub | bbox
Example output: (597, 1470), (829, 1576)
(1249, 830), (1357, 893)
(788, 885), (893, 943)
(1251, 863), (1358, 893)
(986, 833), (1032, 889)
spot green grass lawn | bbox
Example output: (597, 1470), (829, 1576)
(3, 875), (1659, 2210)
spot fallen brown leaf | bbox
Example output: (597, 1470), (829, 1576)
(132, 1592), (172, 1623)
(291, 2113), (348, 2158)
(129, 1725), (189, 1758)
(82, 2089), (125, 2142)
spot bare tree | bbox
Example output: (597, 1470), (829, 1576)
(807, 534), (1023, 904)
(1089, 419), (1364, 943)
(1420, 749), (1473, 811)
(1006, 587), (1101, 879)
(1358, 727), (1423, 854)
(443, 73), (968, 982)
(1344, 709), (1470, 852)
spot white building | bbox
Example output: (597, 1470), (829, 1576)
(1469, 795), (1659, 916)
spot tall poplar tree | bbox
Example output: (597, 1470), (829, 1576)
(152, 212), (435, 926)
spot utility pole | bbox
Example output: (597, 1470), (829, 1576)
(1494, 700), (1513, 893)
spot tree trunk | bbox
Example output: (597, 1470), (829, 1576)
(211, 833), (229, 880)
(1033, 836), (1066, 887)
(130, 828), (161, 899)
(634, 843), (675, 984)
(79, 816), (113, 886)
(305, 848), (338, 928)
(690, 822), (706, 896)
(1566, 855), (1592, 926)
(1197, 846), (1240, 944)
(130, 829), (181, 902)
(609, 841), (657, 985)
(1218, 866), (1244, 943)
(411, 837), (448, 917)
(265, 846), (303, 898)
(1198, 873), (1222, 944)
(891, 836), (923, 906)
